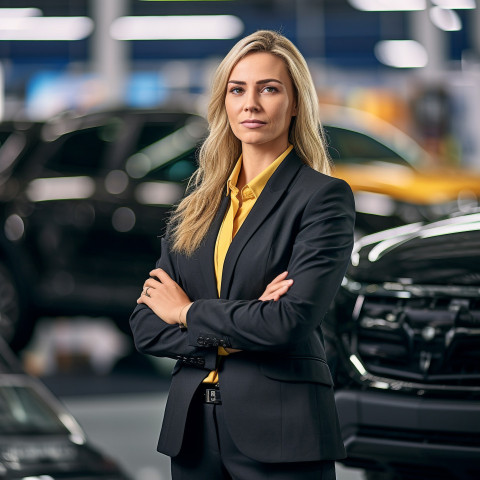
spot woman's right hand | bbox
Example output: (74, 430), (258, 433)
(258, 271), (293, 302)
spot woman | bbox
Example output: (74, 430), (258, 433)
(130, 30), (355, 480)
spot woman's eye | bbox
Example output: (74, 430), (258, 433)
(230, 87), (243, 94)
(263, 86), (278, 93)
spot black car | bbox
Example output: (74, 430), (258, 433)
(0, 337), (130, 479)
(0, 110), (207, 350)
(327, 212), (480, 480)
(2, 108), (472, 351)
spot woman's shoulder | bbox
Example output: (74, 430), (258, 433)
(296, 163), (352, 194)
(293, 164), (355, 219)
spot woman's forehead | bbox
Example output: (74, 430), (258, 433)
(228, 52), (289, 80)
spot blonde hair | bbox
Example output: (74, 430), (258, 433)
(169, 30), (331, 255)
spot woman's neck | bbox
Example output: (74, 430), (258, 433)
(237, 142), (288, 189)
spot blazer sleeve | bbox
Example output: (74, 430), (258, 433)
(129, 236), (217, 370)
(185, 178), (355, 352)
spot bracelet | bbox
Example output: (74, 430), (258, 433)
(178, 303), (191, 329)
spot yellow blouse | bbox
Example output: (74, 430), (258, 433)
(202, 144), (293, 384)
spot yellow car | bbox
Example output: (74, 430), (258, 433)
(321, 105), (480, 235)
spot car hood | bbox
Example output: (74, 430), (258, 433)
(334, 164), (480, 205)
(348, 212), (480, 285)
(0, 435), (128, 478)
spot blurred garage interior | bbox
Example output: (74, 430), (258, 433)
(0, 1), (479, 479)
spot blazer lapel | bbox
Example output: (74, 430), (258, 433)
(219, 151), (304, 299)
(196, 192), (229, 299)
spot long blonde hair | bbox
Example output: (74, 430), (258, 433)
(169, 30), (331, 255)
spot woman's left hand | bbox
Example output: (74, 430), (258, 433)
(137, 268), (192, 325)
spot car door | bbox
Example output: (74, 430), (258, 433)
(21, 118), (126, 316)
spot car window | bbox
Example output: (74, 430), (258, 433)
(0, 384), (69, 434)
(126, 123), (199, 182)
(325, 126), (412, 168)
(44, 126), (115, 175)
(135, 123), (178, 151)
(145, 149), (197, 183)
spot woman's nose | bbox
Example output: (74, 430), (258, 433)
(243, 92), (260, 112)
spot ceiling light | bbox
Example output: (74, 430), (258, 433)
(375, 40), (428, 68)
(431, 0), (476, 8)
(0, 8), (42, 17)
(348, 0), (426, 11)
(429, 7), (462, 30)
(110, 15), (244, 40)
(0, 17), (94, 41)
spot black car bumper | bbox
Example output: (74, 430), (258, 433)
(335, 389), (480, 477)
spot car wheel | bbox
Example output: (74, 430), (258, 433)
(0, 261), (33, 351)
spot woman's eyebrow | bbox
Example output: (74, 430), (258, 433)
(227, 78), (284, 85)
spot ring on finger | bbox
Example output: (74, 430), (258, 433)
(144, 286), (152, 297)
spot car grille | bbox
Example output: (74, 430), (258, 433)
(344, 284), (480, 388)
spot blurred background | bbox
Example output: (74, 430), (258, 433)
(0, 1), (479, 479)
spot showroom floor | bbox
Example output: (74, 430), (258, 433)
(63, 392), (365, 480)
(25, 316), (365, 480)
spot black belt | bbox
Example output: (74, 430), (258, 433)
(201, 383), (222, 404)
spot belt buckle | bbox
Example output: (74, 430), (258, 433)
(206, 389), (216, 403)
(205, 388), (221, 404)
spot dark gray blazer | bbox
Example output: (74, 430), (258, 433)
(130, 149), (355, 463)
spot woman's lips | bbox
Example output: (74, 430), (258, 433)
(241, 120), (266, 129)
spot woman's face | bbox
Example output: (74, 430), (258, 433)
(225, 52), (297, 152)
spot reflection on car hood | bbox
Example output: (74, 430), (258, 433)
(0, 436), (126, 478)
(0, 438), (77, 463)
(348, 212), (480, 285)
(334, 164), (480, 204)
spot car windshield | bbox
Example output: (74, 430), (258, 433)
(0, 383), (69, 435)
(325, 126), (414, 168)
(126, 121), (202, 181)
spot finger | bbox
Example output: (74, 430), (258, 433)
(141, 286), (155, 299)
(268, 271), (288, 286)
(273, 285), (290, 300)
(275, 284), (290, 296)
(264, 284), (291, 302)
(259, 275), (292, 301)
(149, 268), (174, 285)
(268, 279), (294, 294)
(138, 290), (156, 307)
(266, 276), (293, 293)
(143, 278), (161, 290)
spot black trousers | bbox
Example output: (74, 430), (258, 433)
(171, 387), (336, 480)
